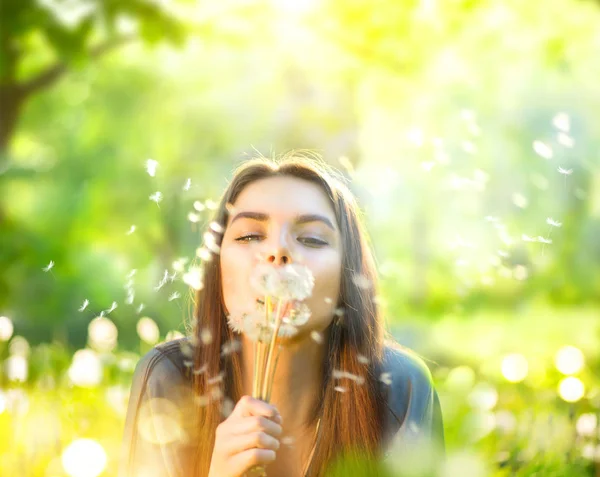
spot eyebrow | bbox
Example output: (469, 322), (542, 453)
(230, 211), (336, 231)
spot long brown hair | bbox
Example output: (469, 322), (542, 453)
(190, 152), (394, 476)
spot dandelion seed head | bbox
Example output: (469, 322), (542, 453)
(145, 159), (159, 177)
(533, 140), (553, 159)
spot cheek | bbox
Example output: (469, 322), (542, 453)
(220, 243), (255, 310)
(306, 253), (342, 318)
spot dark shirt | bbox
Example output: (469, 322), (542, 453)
(119, 337), (445, 477)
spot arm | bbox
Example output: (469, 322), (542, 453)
(118, 346), (197, 477)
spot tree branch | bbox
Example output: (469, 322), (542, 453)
(19, 36), (134, 97)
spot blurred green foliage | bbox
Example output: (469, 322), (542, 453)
(1, 0), (600, 475)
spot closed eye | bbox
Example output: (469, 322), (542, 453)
(235, 234), (264, 243)
(299, 237), (328, 247)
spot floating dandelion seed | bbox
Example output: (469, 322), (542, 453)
(533, 140), (553, 159)
(380, 372), (392, 386)
(43, 260), (54, 272)
(136, 303), (145, 314)
(200, 328), (213, 345)
(188, 212), (200, 223)
(537, 236), (552, 244)
(558, 132), (574, 148)
(145, 159), (159, 177)
(357, 354), (369, 364)
(552, 112), (570, 132)
(521, 234), (536, 242)
(168, 292), (180, 301)
(310, 330), (323, 344)
(546, 218), (562, 227)
(497, 250), (509, 258)
(149, 191), (163, 205)
(281, 436), (295, 447)
(558, 167), (573, 175)
(209, 221), (224, 234)
(334, 386), (347, 393)
(193, 200), (205, 211)
(183, 267), (203, 290)
(106, 302), (117, 314)
(154, 270), (169, 290)
(78, 300), (89, 312)
(197, 247), (213, 262)
(183, 178), (191, 191)
(126, 225), (136, 235)
(205, 199), (217, 210)
(127, 269), (137, 279)
(352, 273), (372, 290)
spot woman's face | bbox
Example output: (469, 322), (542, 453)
(220, 175), (342, 340)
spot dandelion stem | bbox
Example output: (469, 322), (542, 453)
(252, 340), (259, 397)
(261, 298), (284, 401)
(266, 344), (282, 402)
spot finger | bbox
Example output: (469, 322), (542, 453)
(222, 431), (280, 457)
(230, 448), (277, 472)
(230, 415), (283, 438)
(232, 395), (280, 420)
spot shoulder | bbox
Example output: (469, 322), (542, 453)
(131, 337), (194, 398)
(381, 340), (436, 392)
(380, 340), (441, 441)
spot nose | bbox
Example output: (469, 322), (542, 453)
(267, 248), (291, 265)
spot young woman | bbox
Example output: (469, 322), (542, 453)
(119, 153), (445, 477)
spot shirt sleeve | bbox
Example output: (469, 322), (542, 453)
(382, 346), (446, 471)
(118, 347), (197, 477)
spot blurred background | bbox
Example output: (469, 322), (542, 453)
(1, 0), (600, 476)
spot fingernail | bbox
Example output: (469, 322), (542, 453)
(275, 414), (283, 424)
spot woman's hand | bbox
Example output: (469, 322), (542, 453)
(208, 395), (283, 477)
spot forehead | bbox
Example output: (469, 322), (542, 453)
(232, 175), (335, 219)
